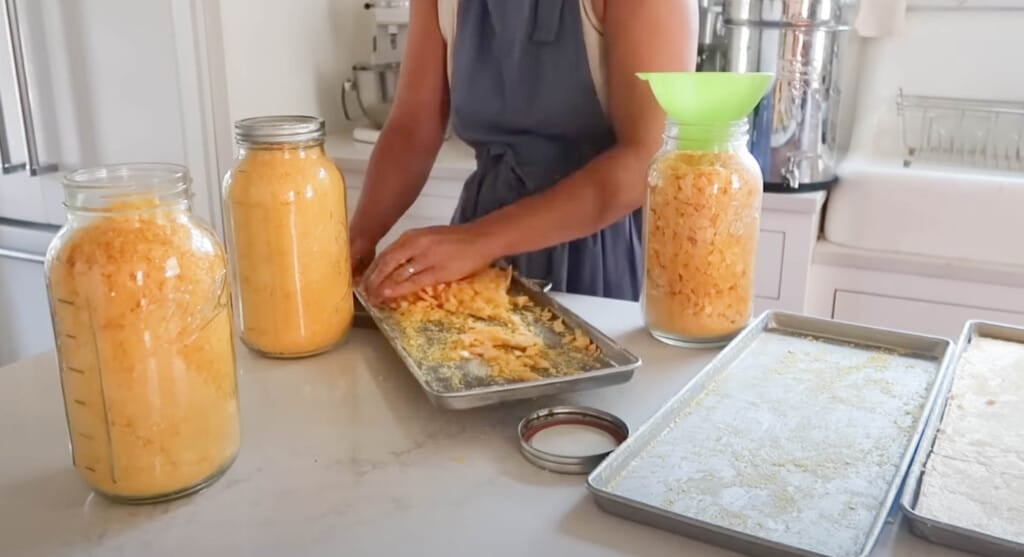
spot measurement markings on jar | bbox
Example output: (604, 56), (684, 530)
(63, 333), (77, 340)
(73, 399), (88, 407)
(77, 432), (94, 441)
(56, 298), (75, 306)
(86, 299), (118, 484)
(82, 466), (97, 473)
(65, 366), (86, 375)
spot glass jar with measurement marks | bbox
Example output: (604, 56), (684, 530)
(222, 115), (354, 358)
(44, 164), (240, 503)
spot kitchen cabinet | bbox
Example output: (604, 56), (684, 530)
(0, 219), (54, 365)
(754, 193), (827, 314)
(0, 0), (231, 365)
(832, 291), (1024, 339)
(0, 255), (51, 365)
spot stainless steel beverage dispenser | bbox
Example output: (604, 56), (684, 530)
(697, 0), (727, 71)
(715, 0), (852, 192)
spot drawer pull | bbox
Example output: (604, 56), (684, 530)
(0, 247), (45, 263)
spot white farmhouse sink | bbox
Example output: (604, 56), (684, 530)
(824, 156), (1024, 267)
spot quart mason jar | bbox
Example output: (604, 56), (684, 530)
(642, 119), (763, 347)
(222, 116), (354, 358)
(45, 164), (241, 503)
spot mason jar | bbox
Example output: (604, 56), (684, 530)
(45, 163), (241, 503)
(642, 119), (763, 347)
(222, 116), (354, 358)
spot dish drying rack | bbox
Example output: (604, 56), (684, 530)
(897, 89), (1024, 171)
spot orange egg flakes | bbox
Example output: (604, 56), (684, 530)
(384, 267), (601, 384)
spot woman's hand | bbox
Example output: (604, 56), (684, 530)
(362, 224), (500, 304)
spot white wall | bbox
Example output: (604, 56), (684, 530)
(218, 0), (373, 133)
(846, 8), (1024, 159)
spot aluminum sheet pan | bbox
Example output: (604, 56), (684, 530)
(588, 311), (954, 557)
(355, 274), (639, 410)
(353, 297), (377, 330)
(900, 320), (1024, 557)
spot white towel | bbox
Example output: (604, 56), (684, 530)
(854, 0), (909, 37)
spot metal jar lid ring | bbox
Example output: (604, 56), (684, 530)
(518, 406), (629, 475)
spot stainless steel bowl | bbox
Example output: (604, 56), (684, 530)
(342, 62), (400, 129)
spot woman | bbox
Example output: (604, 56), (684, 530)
(355, 0), (697, 303)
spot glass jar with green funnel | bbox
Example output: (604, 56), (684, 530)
(639, 71), (774, 348)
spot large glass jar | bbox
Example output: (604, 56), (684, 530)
(222, 116), (353, 358)
(643, 119), (763, 347)
(45, 164), (240, 503)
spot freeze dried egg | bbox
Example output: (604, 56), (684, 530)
(643, 151), (762, 339)
(47, 199), (240, 500)
(453, 325), (549, 382)
(225, 144), (353, 357)
(385, 268), (601, 384)
(389, 266), (514, 323)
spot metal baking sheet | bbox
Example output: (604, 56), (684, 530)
(900, 320), (1024, 557)
(587, 311), (954, 557)
(355, 274), (640, 410)
(353, 297), (377, 330)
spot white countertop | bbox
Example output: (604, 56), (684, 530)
(0, 295), (962, 557)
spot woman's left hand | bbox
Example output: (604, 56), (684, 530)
(361, 224), (500, 304)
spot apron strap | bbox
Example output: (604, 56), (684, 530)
(438, 0), (606, 113)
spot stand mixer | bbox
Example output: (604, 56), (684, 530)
(342, 1), (409, 144)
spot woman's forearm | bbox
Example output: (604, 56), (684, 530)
(348, 119), (445, 243)
(467, 0), (694, 261)
(349, 0), (449, 246)
(470, 144), (650, 258)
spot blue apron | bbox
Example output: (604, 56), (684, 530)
(449, 0), (643, 301)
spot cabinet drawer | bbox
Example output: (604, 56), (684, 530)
(0, 254), (53, 365)
(833, 290), (1024, 339)
(754, 230), (785, 300)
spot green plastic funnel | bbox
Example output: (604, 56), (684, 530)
(637, 72), (775, 125)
